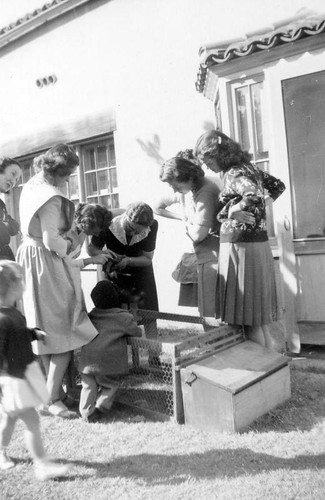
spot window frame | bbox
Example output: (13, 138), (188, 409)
(226, 73), (278, 250)
(10, 133), (119, 253)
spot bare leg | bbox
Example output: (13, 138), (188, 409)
(19, 408), (45, 460)
(19, 409), (70, 480)
(40, 355), (50, 378)
(246, 326), (266, 347)
(46, 352), (71, 401)
(0, 413), (17, 448)
(0, 413), (17, 469)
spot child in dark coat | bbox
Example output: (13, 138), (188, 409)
(0, 260), (70, 479)
(78, 280), (142, 422)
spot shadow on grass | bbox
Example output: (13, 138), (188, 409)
(58, 449), (325, 483)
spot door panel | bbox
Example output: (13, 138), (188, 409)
(282, 71), (325, 323)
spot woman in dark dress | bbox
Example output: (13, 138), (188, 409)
(87, 201), (159, 311)
(0, 158), (22, 260)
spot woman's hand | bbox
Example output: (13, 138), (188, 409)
(33, 328), (47, 344)
(91, 254), (111, 265)
(229, 202), (255, 225)
(65, 230), (80, 254)
(113, 257), (129, 271)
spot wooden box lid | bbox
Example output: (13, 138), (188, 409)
(181, 341), (290, 394)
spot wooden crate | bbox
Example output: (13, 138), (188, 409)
(180, 340), (291, 432)
(116, 310), (244, 422)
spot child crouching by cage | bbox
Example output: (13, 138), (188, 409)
(0, 260), (70, 480)
(78, 280), (142, 422)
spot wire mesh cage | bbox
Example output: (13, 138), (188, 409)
(116, 310), (244, 422)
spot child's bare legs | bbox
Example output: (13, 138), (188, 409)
(20, 408), (70, 480)
(19, 408), (45, 461)
(0, 413), (17, 469)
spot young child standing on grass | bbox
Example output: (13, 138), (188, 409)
(0, 260), (70, 480)
(78, 280), (142, 422)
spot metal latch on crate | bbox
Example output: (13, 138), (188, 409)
(185, 372), (198, 386)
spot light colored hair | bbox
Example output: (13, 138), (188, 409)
(33, 143), (79, 177)
(0, 260), (23, 299)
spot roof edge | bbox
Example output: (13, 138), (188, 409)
(0, 0), (92, 50)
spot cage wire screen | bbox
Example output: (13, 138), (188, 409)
(116, 310), (243, 421)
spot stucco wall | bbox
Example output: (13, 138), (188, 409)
(0, 0), (221, 312)
(2, 0), (324, 313)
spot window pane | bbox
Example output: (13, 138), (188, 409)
(251, 83), (268, 160)
(99, 195), (111, 208)
(21, 167), (32, 184)
(97, 146), (108, 169)
(68, 174), (79, 200)
(235, 86), (250, 153)
(112, 193), (119, 208)
(110, 167), (118, 190)
(108, 142), (116, 166)
(86, 195), (99, 204)
(84, 148), (96, 171)
(85, 172), (98, 196)
(98, 169), (109, 193)
(257, 161), (275, 238)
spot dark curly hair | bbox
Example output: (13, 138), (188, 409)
(0, 157), (22, 174)
(176, 148), (201, 166)
(74, 203), (113, 234)
(160, 156), (205, 189)
(194, 130), (251, 171)
(33, 143), (79, 178)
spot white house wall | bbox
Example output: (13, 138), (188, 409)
(0, 0), (219, 313)
(2, 0), (324, 313)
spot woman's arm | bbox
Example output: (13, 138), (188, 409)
(261, 171), (286, 201)
(114, 250), (154, 270)
(185, 187), (218, 243)
(185, 222), (210, 243)
(87, 242), (105, 256)
(38, 197), (70, 257)
(153, 195), (183, 221)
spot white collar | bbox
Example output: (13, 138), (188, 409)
(109, 214), (150, 246)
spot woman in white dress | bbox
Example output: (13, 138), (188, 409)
(17, 144), (99, 419)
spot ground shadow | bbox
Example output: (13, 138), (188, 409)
(61, 449), (325, 484)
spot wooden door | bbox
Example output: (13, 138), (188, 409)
(282, 70), (325, 343)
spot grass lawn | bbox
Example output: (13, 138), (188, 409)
(1, 356), (325, 500)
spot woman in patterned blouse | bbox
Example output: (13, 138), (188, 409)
(195, 130), (285, 349)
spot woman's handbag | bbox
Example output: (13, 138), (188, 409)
(171, 252), (198, 284)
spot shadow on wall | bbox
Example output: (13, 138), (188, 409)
(136, 121), (216, 165)
(136, 134), (164, 165)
